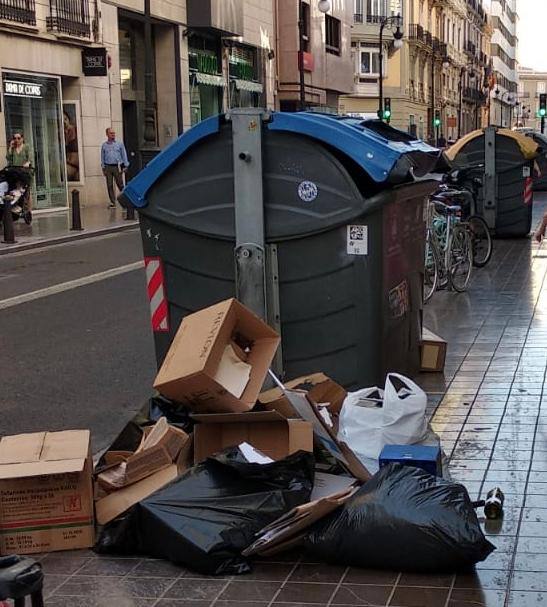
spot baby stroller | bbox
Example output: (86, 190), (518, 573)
(0, 166), (33, 225)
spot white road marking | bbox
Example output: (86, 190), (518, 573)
(0, 261), (144, 310)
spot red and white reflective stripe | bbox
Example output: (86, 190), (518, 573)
(524, 177), (533, 206)
(144, 257), (169, 332)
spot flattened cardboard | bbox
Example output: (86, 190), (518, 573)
(153, 299), (280, 413)
(192, 410), (313, 463)
(421, 327), (447, 373)
(95, 465), (179, 525)
(0, 430), (94, 555)
(242, 486), (357, 557)
(259, 373), (347, 419)
(280, 386), (371, 482)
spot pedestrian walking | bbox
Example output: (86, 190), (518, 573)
(6, 130), (33, 223)
(437, 133), (447, 148)
(101, 128), (129, 208)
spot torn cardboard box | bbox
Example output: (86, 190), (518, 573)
(243, 483), (357, 557)
(259, 373), (347, 419)
(154, 298), (280, 413)
(192, 411), (313, 463)
(97, 417), (189, 491)
(272, 376), (371, 482)
(421, 327), (447, 373)
(0, 430), (94, 555)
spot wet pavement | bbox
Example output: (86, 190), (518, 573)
(17, 202), (547, 606)
(0, 205), (136, 253)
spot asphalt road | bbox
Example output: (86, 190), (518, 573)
(0, 229), (156, 453)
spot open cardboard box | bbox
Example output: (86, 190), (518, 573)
(0, 430), (94, 555)
(192, 410), (313, 463)
(95, 420), (193, 526)
(97, 417), (190, 490)
(154, 298), (280, 413)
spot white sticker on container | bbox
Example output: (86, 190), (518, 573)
(347, 225), (368, 256)
(298, 180), (318, 202)
(523, 166), (531, 177)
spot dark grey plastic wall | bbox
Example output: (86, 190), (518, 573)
(139, 124), (433, 388)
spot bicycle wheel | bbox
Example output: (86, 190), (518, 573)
(449, 225), (473, 292)
(424, 231), (439, 303)
(468, 215), (492, 268)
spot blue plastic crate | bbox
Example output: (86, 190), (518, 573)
(379, 444), (441, 477)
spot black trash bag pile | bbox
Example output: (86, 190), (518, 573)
(96, 446), (315, 575)
(305, 463), (495, 573)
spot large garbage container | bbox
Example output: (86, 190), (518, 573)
(122, 110), (441, 389)
(446, 127), (539, 238)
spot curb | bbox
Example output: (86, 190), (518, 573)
(0, 221), (139, 256)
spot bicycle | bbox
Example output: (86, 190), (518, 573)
(424, 200), (474, 302)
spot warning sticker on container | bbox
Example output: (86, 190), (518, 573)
(523, 166), (531, 177)
(347, 225), (368, 255)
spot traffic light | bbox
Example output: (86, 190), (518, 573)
(433, 110), (441, 128)
(383, 97), (392, 122)
(540, 93), (547, 118)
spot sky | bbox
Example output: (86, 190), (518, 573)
(516, 0), (547, 71)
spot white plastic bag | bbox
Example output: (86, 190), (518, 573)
(337, 373), (428, 463)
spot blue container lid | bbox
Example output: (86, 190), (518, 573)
(123, 112), (443, 208)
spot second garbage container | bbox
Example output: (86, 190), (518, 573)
(122, 110), (441, 389)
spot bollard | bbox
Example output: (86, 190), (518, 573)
(2, 197), (16, 244)
(71, 189), (83, 231)
(125, 204), (135, 221)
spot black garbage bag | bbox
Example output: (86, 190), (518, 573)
(96, 446), (315, 575)
(305, 463), (495, 573)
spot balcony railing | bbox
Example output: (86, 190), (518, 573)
(465, 40), (477, 55)
(47, 0), (90, 37)
(0, 0), (36, 25)
(463, 87), (486, 103)
(409, 24), (434, 48)
(354, 13), (363, 23)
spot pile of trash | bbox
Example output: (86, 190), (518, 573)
(0, 298), (495, 574)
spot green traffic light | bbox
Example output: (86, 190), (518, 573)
(434, 119), (441, 127)
(540, 108), (546, 117)
(383, 110), (392, 118)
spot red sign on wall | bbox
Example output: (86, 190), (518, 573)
(299, 51), (314, 72)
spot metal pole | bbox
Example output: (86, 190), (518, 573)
(378, 20), (386, 120)
(542, 116), (546, 135)
(71, 189), (83, 231)
(2, 197), (16, 244)
(298, 0), (305, 111)
(431, 53), (435, 143)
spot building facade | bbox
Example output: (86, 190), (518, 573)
(276, 0), (353, 112)
(489, 0), (518, 128)
(0, 0), (275, 210)
(339, 0), (491, 142)
(517, 67), (547, 131)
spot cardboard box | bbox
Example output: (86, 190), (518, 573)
(243, 484), (357, 557)
(259, 373), (347, 419)
(421, 327), (447, 373)
(192, 411), (313, 463)
(154, 299), (280, 413)
(277, 382), (371, 482)
(97, 417), (190, 490)
(95, 433), (193, 526)
(379, 444), (442, 477)
(0, 430), (94, 555)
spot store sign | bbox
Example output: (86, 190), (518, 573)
(82, 47), (108, 76)
(196, 53), (219, 75)
(3, 80), (42, 98)
(299, 51), (314, 72)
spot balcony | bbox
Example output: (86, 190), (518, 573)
(465, 40), (477, 56)
(46, 0), (90, 37)
(354, 13), (363, 23)
(409, 24), (433, 48)
(433, 37), (447, 58)
(463, 87), (486, 103)
(0, 0), (36, 25)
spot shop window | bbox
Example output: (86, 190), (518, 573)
(325, 15), (341, 55)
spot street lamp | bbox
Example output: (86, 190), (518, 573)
(378, 14), (403, 121)
(299, 0), (332, 110)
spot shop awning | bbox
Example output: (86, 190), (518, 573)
(195, 73), (226, 87)
(234, 79), (264, 93)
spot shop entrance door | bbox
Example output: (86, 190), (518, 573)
(3, 73), (67, 209)
(123, 100), (139, 181)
